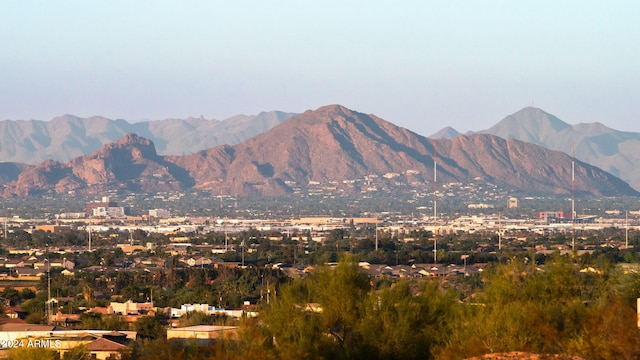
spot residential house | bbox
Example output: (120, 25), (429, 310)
(166, 325), (239, 346)
(84, 338), (130, 360)
(184, 256), (213, 267)
(4, 307), (27, 319)
(3, 259), (24, 268)
(109, 300), (155, 316)
(14, 267), (45, 277)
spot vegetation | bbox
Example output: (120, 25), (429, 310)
(87, 255), (634, 360)
(4, 255), (640, 359)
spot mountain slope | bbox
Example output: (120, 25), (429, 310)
(3, 105), (637, 198)
(0, 111), (296, 164)
(171, 105), (442, 195)
(481, 107), (640, 190)
(482, 107), (572, 145)
(5, 134), (194, 196)
(0, 163), (32, 185)
(170, 105), (636, 197)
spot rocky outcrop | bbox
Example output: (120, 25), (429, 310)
(5, 133), (194, 195)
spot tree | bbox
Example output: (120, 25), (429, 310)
(177, 311), (229, 327)
(1, 287), (22, 306)
(358, 280), (461, 360)
(63, 345), (91, 360)
(6, 347), (58, 360)
(434, 255), (638, 359)
(135, 316), (165, 340)
(263, 256), (372, 359)
(21, 288), (36, 300)
(79, 313), (126, 330)
(567, 298), (640, 360)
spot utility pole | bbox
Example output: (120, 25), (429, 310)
(88, 215), (92, 252)
(241, 240), (245, 267)
(498, 212), (502, 251)
(47, 244), (52, 325)
(374, 221), (378, 251)
(626, 210), (629, 249)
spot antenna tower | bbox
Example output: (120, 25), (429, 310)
(47, 245), (51, 324)
(433, 142), (438, 267)
(375, 222), (378, 251)
(572, 141), (575, 251)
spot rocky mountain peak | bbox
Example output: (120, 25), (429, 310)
(488, 107), (572, 137)
(95, 133), (158, 160)
(113, 132), (152, 146)
(429, 126), (462, 139)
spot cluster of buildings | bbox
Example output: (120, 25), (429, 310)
(64, 196), (172, 220)
(14, 195), (633, 245)
(0, 321), (238, 359)
(538, 211), (596, 224)
(0, 255), (74, 278)
(0, 297), (247, 358)
(0, 324), (135, 359)
(85, 197), (125, 218)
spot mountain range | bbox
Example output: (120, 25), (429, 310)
(1, 105), (636, 198)
(0, 111), (296, 164)
(4, 106), (640, 192)
(430, 107), (640, 191)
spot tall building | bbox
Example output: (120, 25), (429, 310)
(35, 225), (72, 233)
(507, 197), (519, 209)
(92, 206), (126, 218)
(86, 196), (117, 216)
(149, 209), (171, 219)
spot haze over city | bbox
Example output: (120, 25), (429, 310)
(2, 1), (640, 136)
(2, 3), (640, 359)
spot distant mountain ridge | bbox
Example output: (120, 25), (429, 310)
(482, 107), (640, 190)
(429, 107), (640, 190)
(7, 106), (639, 192)
(0, 111), (296, 164)
(429, 126), (462, 140)
(2, 105), (636, 198)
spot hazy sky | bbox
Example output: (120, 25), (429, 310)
(2, 1), (639, 136)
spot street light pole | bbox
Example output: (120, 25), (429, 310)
(46, 244), (52, 325)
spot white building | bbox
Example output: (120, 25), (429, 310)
(149, 209), (171, 218)
(92, 207), (126, 218)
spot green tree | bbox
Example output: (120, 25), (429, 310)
(21, 288), (36, 300)
(567, 298), (640, 360)
(1, 287), (22, 305)
(263, 256), (372, 359)
(177, 311), (229, 327)
(135, 316), (165, 340)
(62, 345), (91, 360)
(6, 347), (58, 360)
(358, 280), (461, 360)
(79, 313), (126, 330)
(435, 255), (638, 359)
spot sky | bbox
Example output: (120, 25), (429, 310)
(1, 1), (639, 137)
